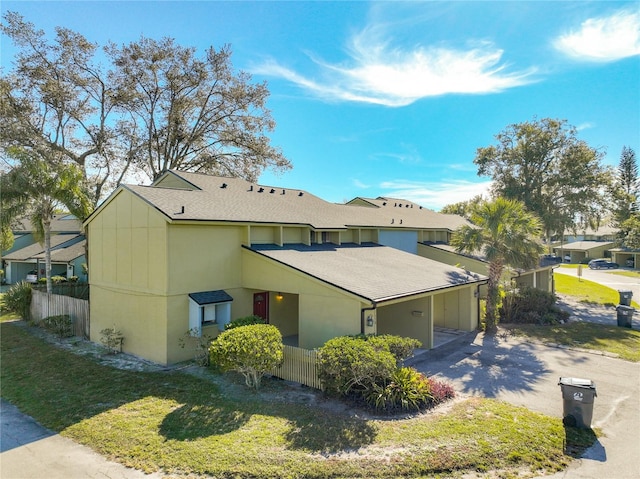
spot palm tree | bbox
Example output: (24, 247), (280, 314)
(450, 198), (543, 332)
(1, 148), (92, 293)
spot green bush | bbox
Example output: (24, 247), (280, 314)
(500, 286), (569, 325)
(51, 275), (67, 283)
(41, 314), (73, 338)
(363, 335), (421, 363)
(365, 367), (433, 413)
(209, 324), (283, 390)
(317, 336), (396, 396)
(225, 315), (265, 330)
(3, 281), (32, 321)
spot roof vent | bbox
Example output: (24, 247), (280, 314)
(298, 192), (304, 197)
(382, 202), (387, 206)
(419, 206), (422, 209)
(270, 188), (275, 194)
(406, 204), (409, 208)
(221, 183), (227, 189)
(400, 219), (403, 224)
(258, 187), (264, 193)
(249, 185), (253, 191)
(391, 218), (394, 224)
(175, 206), (185, 215)
(282, 189), (285, 195)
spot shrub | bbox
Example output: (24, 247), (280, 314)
(225, 315), (265, 330)
(317, 336), (396, 396)
(426, 377), (456, 404)
(41, 314), (73, 338)
(51, 275), (67, 283)
(68, 276), (79, 283)
(500, 286), (567, 325)
(179, 329), (214, 366)
(100, 328), (124, 354)
(3, 281), (32, 321)
(364, 335), (421, 363)
(209, 324), (283, 390)
(365, 367), (433, 413)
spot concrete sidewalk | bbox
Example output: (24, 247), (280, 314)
(0, 399), (164, 479)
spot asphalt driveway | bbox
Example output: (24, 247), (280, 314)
(408, 328), (640, 479)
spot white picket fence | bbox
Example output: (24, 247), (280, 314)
(270, 344), (322, 390)
(30, 290), (90, 338)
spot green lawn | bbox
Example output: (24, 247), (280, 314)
(0, 321), (593, 478)
(555, 272), (640, 308)
(506, 322), (640, 362)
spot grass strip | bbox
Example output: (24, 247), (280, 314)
(1, 322), (590, 478)
(506, 322), (640, 362)
(555, 273), (640, 308)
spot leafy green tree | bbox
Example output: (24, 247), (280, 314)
(474, 118), (610, 247)
(617, 214), (640, 249)
(1, 12), (291, 203)
(209, 324), (283, 390)
(0, 148), (92, 293)
(440, 195), (485, 220)
(450, 198), (543, 332)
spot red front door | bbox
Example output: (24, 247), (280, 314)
(253, 292), (269, 322)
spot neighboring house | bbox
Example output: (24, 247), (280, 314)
(418, 243), (556, 293)
(1, 214), (85, 283)
(561, 224), (616, 243)
(609, 248), (638, 269)
(552, 241), (614, 264)
(84, 170), (487, 365)
(3, 234), (86, 283)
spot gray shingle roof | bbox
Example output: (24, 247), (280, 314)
(121, 170), (469, 231)
(189, 290), (234, 305)
(3, 234), (83, 261)
(32, 239), (86, 262)
(248, 243), (486, 303)
(559, 241), (614, 251)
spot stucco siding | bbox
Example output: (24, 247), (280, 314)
(90, 285), (169, 364)
(298, 295), (362, 349)
(377, 297), (433, 349)
(167, 224), (243, 295)
(433, 286), (477, 331)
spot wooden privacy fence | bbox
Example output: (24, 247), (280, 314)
(270, 345), (322, 390)
(30, 290), (90, 339)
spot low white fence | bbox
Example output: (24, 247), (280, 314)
(30, 290), (90, 338)
(270, 345), (322, 390)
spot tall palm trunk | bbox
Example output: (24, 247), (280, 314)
(485, 261), (504, 333)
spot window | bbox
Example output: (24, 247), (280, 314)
(188, 290), (233, 336)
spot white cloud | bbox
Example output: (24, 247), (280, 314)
(379, 179), (492, 211)
(352, 178), (371, 189)
(254, 23), (535, 106)
(555, 9), (640, 62)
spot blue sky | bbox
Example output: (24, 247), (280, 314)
(2, 1), (639, 210)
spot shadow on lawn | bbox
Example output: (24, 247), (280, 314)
(2, 322), (377, 455)
(159, 394), (377, 453)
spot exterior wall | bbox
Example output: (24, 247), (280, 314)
(3, 233), (35, 256)
(269, 292), (299, 338)
(88, 190), (171, 363)
(164, 224), (246, 362)
(359, 229), (378, 243)
(377, 296), (433, 349)
(379, 230), (418, 254)
(433, 286), (477, 331)
(241, 248), (364, 349)
(418, 243), (488, 275)
(154, 174), (193, 190)
(283, 227), (308, 245)
(250, 226), (276, 244)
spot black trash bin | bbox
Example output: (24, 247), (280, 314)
(558, 377), (597, 429)
(618, 290), (633, 306)
(616, 305), (634, 328)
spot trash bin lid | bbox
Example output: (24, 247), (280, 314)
(618, 290), (633, 294)
(558, 377), (596, 389)
(616, 305), (635, 311)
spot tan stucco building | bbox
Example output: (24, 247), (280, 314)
(85, 170), (487, 365)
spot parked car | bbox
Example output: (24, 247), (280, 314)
(25, 270), (38, 283)
(588, 259), (619, 270)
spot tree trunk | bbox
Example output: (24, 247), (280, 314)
(485, 261), (504, 333)
(44, 217), (52, 295)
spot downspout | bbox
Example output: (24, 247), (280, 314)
(361, 303), (377, 335)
